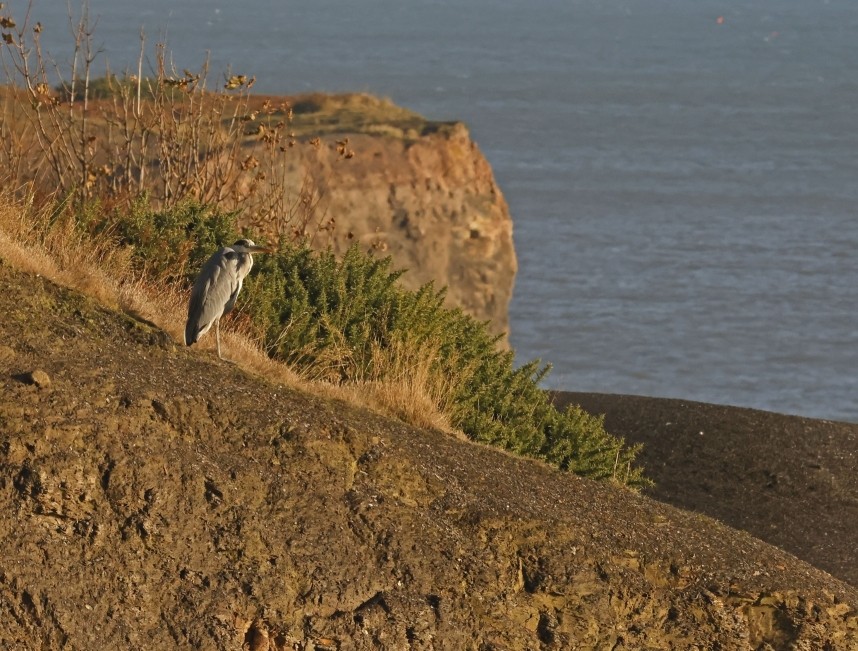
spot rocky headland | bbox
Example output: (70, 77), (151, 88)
(246, 93), (517, 339)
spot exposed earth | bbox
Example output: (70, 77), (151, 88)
(1, 261), (857, 649)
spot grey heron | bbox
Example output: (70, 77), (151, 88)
(184, 238), (273, 359)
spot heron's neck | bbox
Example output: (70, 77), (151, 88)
(237, 253), (253, 279)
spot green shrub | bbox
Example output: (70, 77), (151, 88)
(82, 197), (239, 285)
(246, 242), (648, 487)
(85, 200), (648, 487)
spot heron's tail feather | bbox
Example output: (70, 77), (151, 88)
(185, 316), (214, 347)
(184, 322), (198, 346)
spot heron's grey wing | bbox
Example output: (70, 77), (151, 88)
(185, 249), (241, 345)
(222, 276), (243, 317)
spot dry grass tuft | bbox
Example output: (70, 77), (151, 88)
(0, 191), (127, 307)
(0, 192), (453, 429)
(344, 340), (456, 434)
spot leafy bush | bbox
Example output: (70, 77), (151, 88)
(75, 198), (647, 487)
(245, 242), (648, 487)
(82, 197), (239, 285)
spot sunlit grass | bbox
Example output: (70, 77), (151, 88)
(0, 191), (456, 430)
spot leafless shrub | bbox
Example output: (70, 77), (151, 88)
(0, 1), (325, 239)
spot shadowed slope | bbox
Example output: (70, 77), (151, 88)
(554, 391), (858, 588)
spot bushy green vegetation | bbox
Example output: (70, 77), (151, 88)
(84, 199), (647, 487)
(246, 243), (647, 486)
(84, 197), (238, 285)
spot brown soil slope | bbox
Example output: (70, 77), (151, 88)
(553, 392), (858, 589)
(1, 262), (857, 650)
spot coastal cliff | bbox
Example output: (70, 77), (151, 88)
(246, 94), (517, 338)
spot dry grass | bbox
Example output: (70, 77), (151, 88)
(0, 193), (129, 308)
(0, 5), (331, 238)
(0, 192), (456, 431)
(340, 340), (457, 434)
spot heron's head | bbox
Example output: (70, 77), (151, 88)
(231, 238), (274, 254)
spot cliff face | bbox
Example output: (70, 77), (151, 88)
(305, 123), (516, 337)
(244, 95), (517, 338)
(1, 264), (857, 650)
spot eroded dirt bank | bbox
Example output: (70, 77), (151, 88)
(1, 262), (856, 649)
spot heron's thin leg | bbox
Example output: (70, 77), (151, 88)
(216, 318), (223, 359)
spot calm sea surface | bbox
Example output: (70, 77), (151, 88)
(19, 0), (858, 421)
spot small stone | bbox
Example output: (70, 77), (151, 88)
(25, 369), (51, 388)
(0, 344), (15, 365)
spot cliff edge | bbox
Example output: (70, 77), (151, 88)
(248, 93), (517, 338)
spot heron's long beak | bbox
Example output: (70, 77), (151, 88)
(249, 245), (275, 254)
